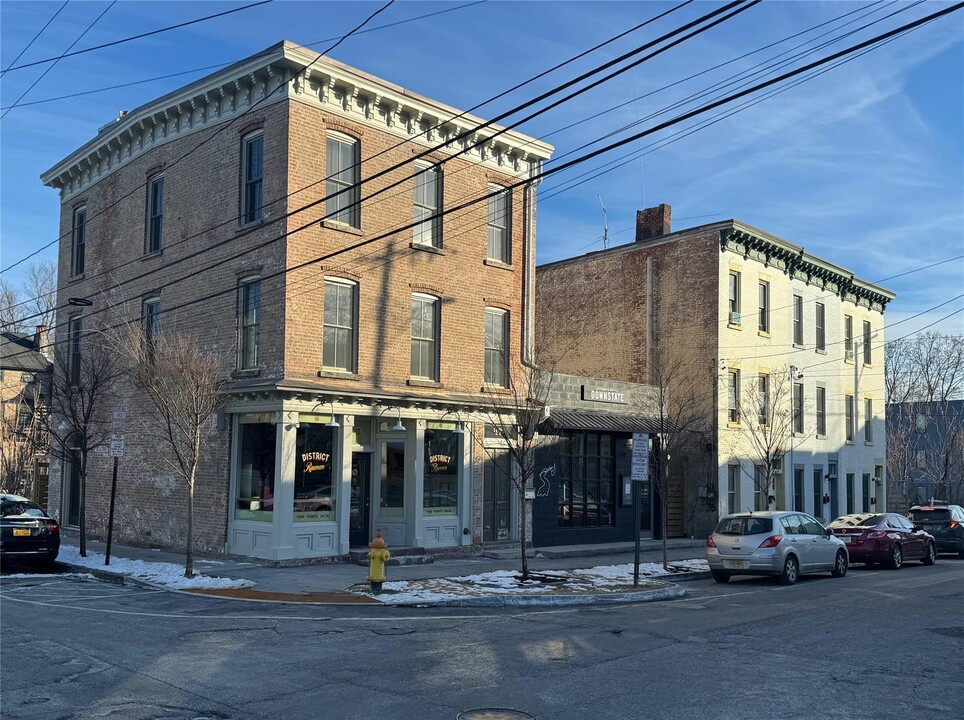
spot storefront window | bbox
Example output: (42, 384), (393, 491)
(294, 419), (335, 523)
(236, 415), (276, 521)
(380, 440), (405, 517)
(558, 431), (615, 528)
(424, 424), (459, 516)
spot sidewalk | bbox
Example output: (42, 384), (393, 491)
(55, 537), (709, 607)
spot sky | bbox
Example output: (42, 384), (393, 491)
(1, 0), (962, 339)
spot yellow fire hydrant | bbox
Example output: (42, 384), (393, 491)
(367, 529), (391, 594)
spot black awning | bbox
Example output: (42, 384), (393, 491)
(543, 408), (672, 435)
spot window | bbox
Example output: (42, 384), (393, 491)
(143, 298), (160, 359)
(727, 465), (739, 514)
(793, 383), (804, 434)
(793, 468), (804, 511)
(236, 415), (276, 521)
(323, 279), (356, 372)
(865, 398), (873, 443)
(845, 395), (854, 442)
(241, 132), (263, 224)
(413, 163), (441, 247)
(380, 440), (406, 518)
(844, 315), (854, 360)
(326, 132), (360, 228)
(294, 421), (335, 522)
(753, 465), (765, 511)
(486, 185), (511, 263)
(68, 317), (82, 386)
(758, 281), (769, 333)
(812, 468), (823, 518)
(915, 449), (926, 469)
(846, 473), (855, 514)
(815, 302), (825, 351)
(146, 176), (164, 253)
(410, 294), (438, 381)
(238, 278), (260, 369)
(424, 424), (460, 516)
(728, 271), (741, 323)
(816, 386), (826, 436)
(71, 207), (86, 276)
(484, 308), (508, 386)
(758, 374), (769, 426)
(727, 370), (740, 423)
(863, 321), (872, 365)
(558, 432), (615, 528)
(792, 294), (803, 345)
(862, 473), (871, 511)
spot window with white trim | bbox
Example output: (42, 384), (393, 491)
(815, 302), (825, 351)
(72, 207), (86, 276)
(238, 278), (260, 369)
(323, 279), (356, 372)
(413, 163), (441, 247)
(484, 308), (508, 387)
(792, 294), (803, 346)
(758, 281), (769, 333)
(146, 176), (164, 253)
(326, 132), (360, 228)
(865, 398), (873, 443)
(143, 298), (160, 359)
(728, 271), (740, 323)
(486, 185), (511, 263)
(410, 294), (439, 381)
(727, 370), (740, 423)
(241, 132), (263, 224)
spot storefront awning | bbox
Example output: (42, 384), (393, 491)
(543, 409), (674, 435)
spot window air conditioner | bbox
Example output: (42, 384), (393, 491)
(729, 311), (741, 325)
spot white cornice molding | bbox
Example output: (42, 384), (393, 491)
(41, 40), (554, 201)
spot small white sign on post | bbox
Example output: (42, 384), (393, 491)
(110, 435), (125, 458)
(631, 432), (649, 482)
(111, 411), (127, 435)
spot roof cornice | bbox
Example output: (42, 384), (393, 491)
(41, 40), (554, 200)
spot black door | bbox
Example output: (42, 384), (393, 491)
(483, 453), (512, 542)
(349, 453), (371, 547)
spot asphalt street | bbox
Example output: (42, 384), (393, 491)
(1, 559), (962, 720)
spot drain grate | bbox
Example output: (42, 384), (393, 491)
(457, 710), (535, 720)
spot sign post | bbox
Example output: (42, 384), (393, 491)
(105, 412), (126, 565)
(631, 433), (649, 586)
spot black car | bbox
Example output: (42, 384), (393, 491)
(907, 504), (964, 558)
(0, 494), (60, 569)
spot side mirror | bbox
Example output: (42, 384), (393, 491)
(913, 524), (923, 532)
(826, 527), (834, 537)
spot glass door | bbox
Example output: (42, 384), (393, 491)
(483, 453), (512, 542)
(349, 453), (371, 547)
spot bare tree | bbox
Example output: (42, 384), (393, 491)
(44, 327), (122, 557)
(645, 345), (711, 569)
(886, 332), (964, 404)
(0, 278), (23, 332)
(729, 366), (808, 511)
(475, 360), (556, 581)
(0, 262), (58, 336)
(111, 321), (228, 578)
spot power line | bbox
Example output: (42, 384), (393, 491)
(0, 0), (69, 75)
(0, 1), (116, 120)
(1, 1), (274, 74)
(0, 1), (488, 111)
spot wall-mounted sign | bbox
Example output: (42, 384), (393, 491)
(581, 385), (627, 404)
(428, 454), (452, 473)
(301, 451), (330, 474)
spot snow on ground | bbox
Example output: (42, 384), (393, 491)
(1, 572), (97, 581)
(371, 560), (709, 604)
(58, 546), (255, 590)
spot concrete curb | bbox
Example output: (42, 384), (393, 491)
(58, 562), (205, 593)
(375, 583), (685, 608)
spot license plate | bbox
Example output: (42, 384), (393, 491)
(724, 559), (748, 569)
(845, 537), (853, 544)
(13, 528), (31, 537)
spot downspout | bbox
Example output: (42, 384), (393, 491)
(521, 160), (542, 369)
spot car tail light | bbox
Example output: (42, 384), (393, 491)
(45, 520), (59, 534)
(950, 521), (959, 529)
(706, 535), (717, 548)
(759, 535), (783, 548)
(867, 531), (886, 539)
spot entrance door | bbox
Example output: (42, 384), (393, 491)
(483, 453), (512, 542)
(349, 453), (371, 547)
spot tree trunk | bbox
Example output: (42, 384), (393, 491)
(185, 464), (196, 579)
(660, 451), (668, 571)
(519, 493), (529, 581)
(79, 454), (87, 557)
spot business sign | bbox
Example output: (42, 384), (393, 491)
(631, 432), (649, 482)
(581, 385), (627, 404)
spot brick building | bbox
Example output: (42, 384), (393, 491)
(537, 205), (895, 538)
(40, 41), (555, 561)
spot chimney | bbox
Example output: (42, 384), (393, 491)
(635, 204), (671, 242)
(33, 324), (50, 359)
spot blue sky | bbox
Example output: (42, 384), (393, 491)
(1, 0), (962, 337)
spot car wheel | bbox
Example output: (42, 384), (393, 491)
(711, 571), (731, 584)
(778, 555), (799, 585)
(831, 551), (848, 578)
(887, 544), (903, 570)
(923, 543), (936, 566)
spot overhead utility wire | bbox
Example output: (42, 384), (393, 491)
(0, 0), (398, 274)
(0, 0), (692, 276)
(0, 1), (488, 110)
(0, 1), (116, 120)
(1, 1), (274, 74)
(0, 0), (69, 75)
(17, 0), (956, 365)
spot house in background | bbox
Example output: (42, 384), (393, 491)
(0, 326), (51, 502)
(537, 204), (895, 538)
(887, 400), (964, 509)
(40, 40), (554, 561)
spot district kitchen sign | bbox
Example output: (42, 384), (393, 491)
(581, 384), (627, 404)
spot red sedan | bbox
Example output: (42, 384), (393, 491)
(828, 513), (936, 569)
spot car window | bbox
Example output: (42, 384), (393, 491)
(800, 515), (825, 535)
(0, 500), (45, 518)
(828, 514), (881, 529)
(908, 508), (951, 522)
(780, 515), (805, 535)
(897, 515), (915, 530)
(715, 517), (773, 535)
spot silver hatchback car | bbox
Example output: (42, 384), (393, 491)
(706, 511), (849, 585)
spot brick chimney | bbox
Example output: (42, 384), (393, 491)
(635, 204), (671, 242)
(33, 324), (50, 359)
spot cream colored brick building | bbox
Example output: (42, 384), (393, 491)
(537, 205), (894, 538)
(41, 41), (552, 560)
